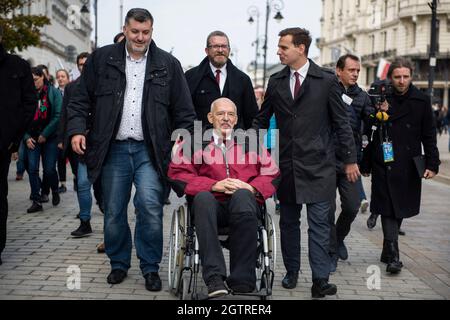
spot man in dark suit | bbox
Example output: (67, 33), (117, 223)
(0, 25), (37, 264)
(252, 28), (359, 298)
(185, 30), (258, 129)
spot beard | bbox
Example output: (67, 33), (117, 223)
(126, 40), (150, 56)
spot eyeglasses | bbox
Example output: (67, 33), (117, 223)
(207, 44), (230, 50)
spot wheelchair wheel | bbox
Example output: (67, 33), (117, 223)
(266, 211), (277, 271)
(168, 205), (186, 296)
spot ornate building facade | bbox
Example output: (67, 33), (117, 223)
(317, 0), (450, 108)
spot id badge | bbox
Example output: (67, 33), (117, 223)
(382, 142), (394, 163)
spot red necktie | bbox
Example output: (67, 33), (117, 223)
(215, 69), (221, 85)
(294, 71), (301, 98)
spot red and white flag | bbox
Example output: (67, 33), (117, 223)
(377, 58), (391, 80)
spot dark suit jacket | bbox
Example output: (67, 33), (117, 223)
(185, 57), (258, 129)
(252, 60), (356, 204)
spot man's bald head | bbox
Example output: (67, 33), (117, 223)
(208, 97), (238, 136)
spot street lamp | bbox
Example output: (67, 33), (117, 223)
(80, 0), (97, 50)
(248, 0), (284, 88)
(247, 5), (260, 85)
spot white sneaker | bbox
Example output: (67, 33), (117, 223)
(360, 199), (369, 213)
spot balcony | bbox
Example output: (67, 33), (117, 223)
(399, 0), (450, 19)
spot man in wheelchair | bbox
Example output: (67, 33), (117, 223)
(168, 98), (280, 298)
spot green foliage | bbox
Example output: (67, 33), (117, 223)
(0, 0), (50, 52)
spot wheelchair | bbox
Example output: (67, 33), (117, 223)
(168, 199), (277, 300)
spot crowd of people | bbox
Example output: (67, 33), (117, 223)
(0, 7), (442, 299)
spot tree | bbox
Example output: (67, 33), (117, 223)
(0, 0), (50, 52)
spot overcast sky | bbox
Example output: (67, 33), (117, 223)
(92, 0), (322, 70)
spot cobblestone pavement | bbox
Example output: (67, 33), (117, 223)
(0, 134), (449, 300)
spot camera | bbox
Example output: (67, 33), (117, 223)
(368, 79), (394, 107)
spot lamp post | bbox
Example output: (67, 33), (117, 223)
(247, 6), (260, 85)
(428, 0), (438, 104)
(248, 0), (284, 89)
(80, 0), (97, 50)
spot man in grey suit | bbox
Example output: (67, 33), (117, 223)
(252, 28), (359, 298)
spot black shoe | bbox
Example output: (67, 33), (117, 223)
(282, 271), (298, 289)
(52, 192), (60, 206)
(164, 198), (171, 205)
(367, 213), (378, 229)
(206, 275), (228, 298)
(144, 272), (162, 292)
(398, 229), (406, 236)
(311, 279), (337, 298)
(40, 194), (49, 203)
(58, 185), (67, 193)
(385, 240), (403, 274)
(107, 269), (127, 284)
(226, 279), (255, 293)
(27, 202), (43, 213)
(337, 241), (348, 260)
(75, 213), (80, 219)
(70, 220), (92, 238)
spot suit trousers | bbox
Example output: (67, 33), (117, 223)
(192, 189), (258, 289)
(280, 200), (332, 280)
(328, 173), (361, 255)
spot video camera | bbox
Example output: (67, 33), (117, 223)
(368, 79), (394, 107)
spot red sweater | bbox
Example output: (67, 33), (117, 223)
(168, 139), (280, 203)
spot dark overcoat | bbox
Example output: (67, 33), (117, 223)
(361, 85), (440, 219)
(185, 57), (258, 129)
(0, 44), (36, 152)
(252, 60), (356, 204)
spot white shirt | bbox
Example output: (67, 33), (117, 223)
(212, 130), (232, 149)
(290, 60), (310, 99)
(115, 47), (148, 141)
(210, 63), (227, 95)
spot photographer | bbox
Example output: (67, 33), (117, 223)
(361, 58), (440, 274)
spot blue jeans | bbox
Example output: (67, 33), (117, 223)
(356, 176), (367, 201)
(27, 137), (59, 201)
(77, 162), (92, 222)
(16, 141), (27, 175)
(101, 140), (165, 275)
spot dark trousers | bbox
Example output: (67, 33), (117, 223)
(192, 190), (258, 288)
(280, 200), (332, 280)
(329, 173), (360, 255)
(57, 147), (78, 183)
(0, 149), (11, 255)
(381, 216), (403, 241)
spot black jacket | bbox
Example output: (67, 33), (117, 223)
(361, 84), (440, 219)
(185, 57), (258, 129)
(0, 44), (36, 152)
(252, 60), (356, 204)
(66, 40), (196, 183)
(334, 83), (375, 171)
